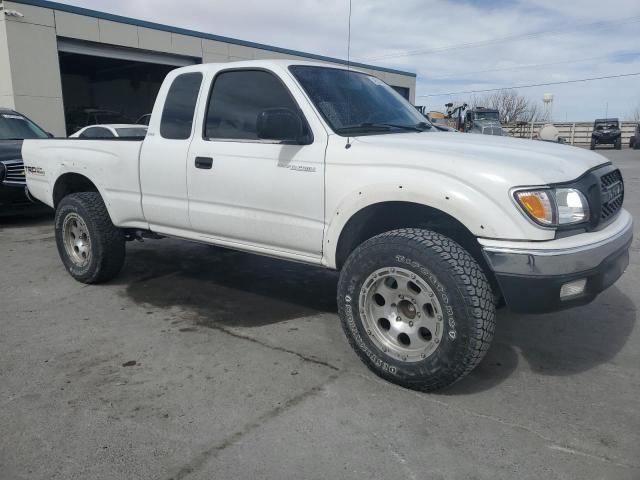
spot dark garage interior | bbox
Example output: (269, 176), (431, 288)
(58, 52), (177, 135)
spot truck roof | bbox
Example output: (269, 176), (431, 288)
(170, 59), (373, 76)
(594, 118), (619, 123)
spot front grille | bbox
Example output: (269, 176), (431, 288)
(1, 160), (26, 185)
(599, 169), (624, 222)
(482, 126), (503, 136)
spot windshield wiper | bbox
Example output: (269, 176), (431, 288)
(336, 122), (430, 133)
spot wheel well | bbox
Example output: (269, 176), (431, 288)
(53, 173), (99, 207)
(334, 201), (500, 297)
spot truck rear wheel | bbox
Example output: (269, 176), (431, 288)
(337, 228), (495, 392)
(615, 138), (622, 150)
(55, 192), (125, 283)
(590, 138), (596, 150)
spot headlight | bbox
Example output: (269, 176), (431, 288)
(514, 187), (589, 227)
(555, 188), (589, 224)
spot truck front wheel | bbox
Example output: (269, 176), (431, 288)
(55, 192), (125, 283)
(337, 228), (495, 391)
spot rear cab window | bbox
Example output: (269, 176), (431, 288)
(160, 72), (203, 140)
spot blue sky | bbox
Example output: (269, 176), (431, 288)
(59, 0), (640, 120)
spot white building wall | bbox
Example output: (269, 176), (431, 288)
(0, 0), (417, 135)
(2, 1), (66, 135)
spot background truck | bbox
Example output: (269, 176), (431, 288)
(463, 107), (505, 135)
(591, 118), (622, 150)
(23, 60), (632, 391)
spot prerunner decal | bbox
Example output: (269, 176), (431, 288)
(24, 165), (45, 176)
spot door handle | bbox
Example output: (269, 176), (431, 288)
(195, 156), (213, 169)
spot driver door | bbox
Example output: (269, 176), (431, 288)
(187, 68), (327, 260)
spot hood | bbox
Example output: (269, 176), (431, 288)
(354, 131), (608, 186)
(0, 140), (23, 162)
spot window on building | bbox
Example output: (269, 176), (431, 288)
(391, 86), (410, 101)
(160, 72), (202, 140)
(204, 70), (306, 140)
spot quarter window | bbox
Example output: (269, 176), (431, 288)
(204, 70), (306, 141)
(160, 72), (203, 140)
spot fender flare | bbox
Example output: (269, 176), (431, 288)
(322, 180), (535, 269)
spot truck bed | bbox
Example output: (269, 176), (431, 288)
(23, 139), (146, 228)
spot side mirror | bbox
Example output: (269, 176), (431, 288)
(256, 108), (307, 144)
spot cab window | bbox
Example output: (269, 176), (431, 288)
(160, 72), (203, 140)
(204, 70), (308, 141)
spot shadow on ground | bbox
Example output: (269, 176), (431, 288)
(122, 239), (636, 393)
(123, 240), (338, 327)
(446, 286), (636, 394)
(0, 210), (53, 228)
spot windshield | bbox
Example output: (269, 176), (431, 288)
(116, 127), (147, 137)
(595, 122), (618, 129)
(473, 111), (499, 122)
(0, 113), (49, 140)
(290, 66), (429, 135)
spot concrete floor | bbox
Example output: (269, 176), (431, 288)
(1, 148), (639, 480)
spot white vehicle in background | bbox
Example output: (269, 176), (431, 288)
(22, 60), (632, 392)
(70, 124), (148, 139)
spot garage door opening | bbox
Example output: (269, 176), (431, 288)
(58, 49), (189, 135)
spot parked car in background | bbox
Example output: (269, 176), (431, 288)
(0, 108), (51, 214)
(70, 124), (148, 139)
(135, 114), (152, 126)
(66, 108), (132, 136)
(590, 118), (622, 150)
(629, 123), (639, 150)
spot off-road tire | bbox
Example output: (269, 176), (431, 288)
(337, 228), (495, 392)
(615, 138), (622, 150)
(629, 136), (635, 149)
(590, 138), (596, 150)
(55, 192), (125, 283)
(635, 137), (640, 150)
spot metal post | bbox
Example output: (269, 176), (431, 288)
(570, 123), (575, 145)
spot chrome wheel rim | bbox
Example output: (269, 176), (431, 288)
(359, 267), (444, 363)
(62, 213), (91, 267)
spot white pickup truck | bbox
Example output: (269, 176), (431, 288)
(23, 60), (632, 391)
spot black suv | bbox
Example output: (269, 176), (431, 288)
(629, 123), (639, 150)
(590, 118), (622, 150)
(0, 109), (51, 213)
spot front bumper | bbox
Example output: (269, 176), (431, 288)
(593, 135), (620, 144)
(481, 210), (633, 313)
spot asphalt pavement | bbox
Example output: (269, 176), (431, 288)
(1, 148), (639, 480)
